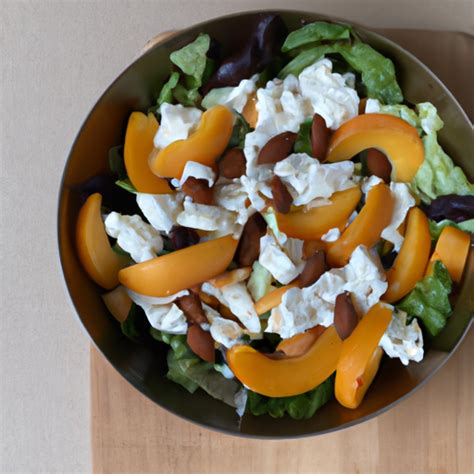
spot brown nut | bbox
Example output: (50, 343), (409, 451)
(311, 113), (330, 161)
(181, 177), (214, 205)
(257, 131), (297, 164)
(170, 226), (200, 250)
(271, 175), (293, 214)
(186, 324), (215, 363)
(218, 148), (246, 179)
(334, 291), (359, 340)
(366, 148), (392, 183)
(298, 250), (326, 287)
(176, 293), (208, 325)
(236, 213), (267, 266)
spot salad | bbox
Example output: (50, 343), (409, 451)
(76, 14), (474, 420)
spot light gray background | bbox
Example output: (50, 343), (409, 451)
(1, 1), (473, 472)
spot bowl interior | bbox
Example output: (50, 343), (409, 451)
(58, 10), (473, 437)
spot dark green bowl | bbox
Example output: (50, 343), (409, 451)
(57, 10), (473, 438)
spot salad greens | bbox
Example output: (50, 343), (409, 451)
(157, 71), (180, 106)
(228, 112), (252, 149)
(150, 328), (242, 406)
(247, 375), (334, 419)
(247, 261), (273, 302)
(294, 119), (313, 155)
(429, 219), (474, 240)
(282, 22), (351, 52)
(397, 261), (453, 337)
(121, 303), (149, 342)
(279, 29), (403, 104)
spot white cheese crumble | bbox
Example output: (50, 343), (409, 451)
(174, 161), (216, 188)
(266, 246), (387, 338)
(176, 199), (239, 237)
(298, 58), (359, 130)
(201, 282), (261, 334)
(274, 153), (357, 205)
(258, 232), (302, 285)
(136, 192), (184, 233)
(379, 309), (424, 365)
(214, 180), (255, 227)
(361, 175), (383, 194)
(153, 103), (202, 149)
(201, 75), (258, 113)
(381, 182), (415, 252)
(321, 227), (341, 242)
(104, 212), (163, 263)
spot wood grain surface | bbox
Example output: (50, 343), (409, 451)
(92, 330), (473, 473)
(91, 29), (473, 474)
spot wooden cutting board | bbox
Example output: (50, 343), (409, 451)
(91, 30), (473, 473)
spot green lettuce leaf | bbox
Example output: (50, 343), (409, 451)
(151, 328), (241, 406)
(170, 33), (211, 88)
(429, 219), (474, 240)
(282, 21), (351, 52)
(397, 261), (452, 336)
(279, 41), (403, 104)
(201, 86), (234, 110)
(294, 119), (313, 155)
(365, 99), (421, 131)
(172, 83), (201, 107)
(228, 112), (251, 148)
(108, 145), (127, 180)
(412, 133), (474, 202)
(262, 207), (287, 244)
(246, 375), (334, 419)
(157, 71), (180, 106)
(115, 179), (137, 194)
(247, 261), (273, 302)
(121, 304), (150, 342)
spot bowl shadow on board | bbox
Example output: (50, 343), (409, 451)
(57, 10), (473, 438)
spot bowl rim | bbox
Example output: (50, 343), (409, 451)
(57, 9), (473, 439)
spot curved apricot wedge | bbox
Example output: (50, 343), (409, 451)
(76, 193), (129, 289)
(102, 286), (132, 323)
(327, 114), (424, 182)
(124, 112), (173, 194)
(384, 207), (431, 302)
(150, 105), (234, 179)
(327, 183), (394, 267)
(426, 226), (471, 283)
(207, 267), (252, 288)
(228, 326), (342, 397)
(254, 283), (299, 315)
(119, 235), (238, 297)
(276, 325), (325, 357)
(335, 303), (392, 409)
(276, 187), (362, 240)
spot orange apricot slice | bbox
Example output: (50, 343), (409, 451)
(425, 226), (471, 283)
(207, 267), (252, 288)
(276, 187), (362, 240)
(327, 114), (424, 182)
(384, 207), (431, 303)
(242, 92), (258, 128)
(327, 183), (394, 267)
(119, 235), (238, 297)
(150, 105), (234, 179)
(124, 112), (173, 194)
(76, 193), (128, 289)
(335, 302), (392, 409)
(254, 283), (299, 315)
(227, 326), (342, 397)
(276, 325), (326, 357)
(102, 286), (132, 323)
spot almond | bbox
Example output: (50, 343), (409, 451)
(236, 213), (267, 266)
(298, 250), (326, 287)
(271, 175), (293, 214)
(311, 114), (330, 161)
(170, 226), (200, 250)
(181, 177), (214, 204)
(187, 324), (215, 363)
(257, 132), (297, 164)
(334, 291), (359, 340)
(176, 293), (208, 325)
(218, 148), (246, 179)
(366, 148), (392, 183)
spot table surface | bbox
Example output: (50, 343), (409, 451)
(1, 1), (473, 472)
